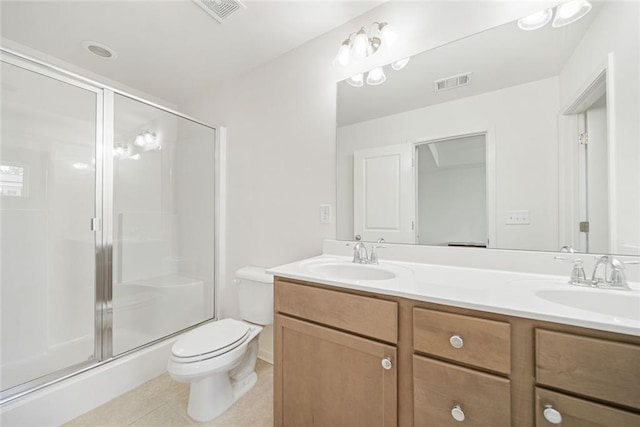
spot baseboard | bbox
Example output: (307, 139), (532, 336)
(257, 348), (273, 365)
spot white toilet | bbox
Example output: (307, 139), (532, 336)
(167, 266), (273, 422)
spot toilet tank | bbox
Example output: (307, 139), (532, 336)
(235, 266), (274, 325)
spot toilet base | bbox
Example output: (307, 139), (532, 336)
(186, 370), (259, 422)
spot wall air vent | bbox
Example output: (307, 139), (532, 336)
(193, 0), (246, 24)
(434, 72), (472, 92)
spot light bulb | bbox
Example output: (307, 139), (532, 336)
(353, 28), (369, 59)
(134, 134), (145, 146)
(366, 67), (386, 86)
(517, 8), (553, 30)
(143, 131), (155, 144)
(553, 0), (592, 27)
(391, 57), (410, 71)
(378, 23), (397, 47)
(333, 39), (352, 67)
(345, 73), (364, 88)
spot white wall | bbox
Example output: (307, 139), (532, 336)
(337, 77), (560, 251)
(558, 1), (640, 255)
(181, 1), (560, 319)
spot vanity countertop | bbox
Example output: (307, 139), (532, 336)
(269, 255), (640, 337)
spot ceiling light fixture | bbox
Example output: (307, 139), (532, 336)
(553, 0), (592, 27)
(81, 41), (118, 60)
(517, 9), (553, 30)
(333, 21), (396, 67)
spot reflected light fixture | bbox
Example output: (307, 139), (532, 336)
(134, 130), (161, 151)
(346, 73), (364, 88)
(366, 67), (386, 86)
(333, 21), (396, 67)
(391, 57), (410, 71)
(553, 0), (592, 27)
(517, 9), (553, 30)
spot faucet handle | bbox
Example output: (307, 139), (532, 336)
(610, 258), (632, 290)
(554, 256), (586, 285)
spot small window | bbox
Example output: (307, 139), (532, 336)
(0, 164), (27, 197)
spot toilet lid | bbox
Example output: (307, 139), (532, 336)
(171, 319), (250, 360)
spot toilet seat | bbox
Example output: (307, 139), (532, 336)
(171, 319), (250, 363)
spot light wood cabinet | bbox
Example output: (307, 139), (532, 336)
(413, 355), (510, 426)
(413, 307), (511, 374)
(536, 329), (640, 410)
(274, 277), (640, 426)
(535, 388), (640, 426)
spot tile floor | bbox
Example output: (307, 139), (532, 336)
(64, 360), (273, 426)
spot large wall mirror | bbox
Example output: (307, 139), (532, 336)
(336, 1), (639, 256)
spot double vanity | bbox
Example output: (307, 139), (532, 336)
(269, 242), (640, 426)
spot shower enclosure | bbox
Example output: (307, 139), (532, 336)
(0, 50), (217, 402)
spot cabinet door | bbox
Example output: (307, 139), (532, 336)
(275, 314), (397, 427)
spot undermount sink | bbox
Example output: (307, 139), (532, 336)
(308, 263), (397, 281)
(536, 289), (640, 321)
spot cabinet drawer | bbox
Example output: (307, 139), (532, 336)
(413, 355), (510, 426)
(275, 279), (398, 343)
(536, 329), (640, 409)
(535, 387), (640, 426)
(413, 308), (511, 374)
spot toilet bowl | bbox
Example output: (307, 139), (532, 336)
(167, 266), (273, 422)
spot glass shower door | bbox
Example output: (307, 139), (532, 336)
(0, 58), (102, 396)
(111, 93), (215, 355)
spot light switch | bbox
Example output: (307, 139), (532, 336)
(506, 210), (530, 225)
(319, 204), (332, 224)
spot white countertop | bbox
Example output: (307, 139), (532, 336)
(269, 255), (640, 337)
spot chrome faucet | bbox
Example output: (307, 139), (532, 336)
(352, 239), (386, 265)
(352, 242), (369, 264)
(556, 255), (636, 290)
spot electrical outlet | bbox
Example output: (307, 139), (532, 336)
(319, 204), (332, 224)
(506, 210), (530, 225)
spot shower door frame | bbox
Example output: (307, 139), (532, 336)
(0, 47), (219, 404)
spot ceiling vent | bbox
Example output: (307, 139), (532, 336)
(434, 72), (472, 92)
(193, 0), (246, 23)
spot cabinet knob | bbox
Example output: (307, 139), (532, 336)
(543, 405), (562, 424)
(381, 357), (393, 370)
(451, 405), (465, 422)
(450, 335), (464, 349)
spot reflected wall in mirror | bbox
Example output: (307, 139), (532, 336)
(336, 1), (639, 255)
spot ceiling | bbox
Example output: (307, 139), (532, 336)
(1, 0), (381, 105)
(337, 2), (602, 126)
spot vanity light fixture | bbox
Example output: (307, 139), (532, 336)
(517, 9), (553, 31)
(517, 0), (591, 31)
(553, 0), (592, 28)
(333, 21), (396, 67)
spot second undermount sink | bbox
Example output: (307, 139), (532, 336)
(536, 289), (640, 321)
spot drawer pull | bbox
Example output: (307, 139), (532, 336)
(543, 405), (562, 424)
(451, 405), (465, 422)
(381, 357), (393, 370)
(449, 335), (464, 349)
